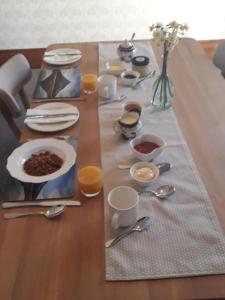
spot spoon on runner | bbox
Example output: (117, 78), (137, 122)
(99, 94), (127, 106)
(4, 205), (65, 220)
(140, 185), (176, 199)
(105, 216), (151, 248)
(132, 70), (156, 89)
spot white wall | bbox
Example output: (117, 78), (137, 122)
(1, 0), (225, 49)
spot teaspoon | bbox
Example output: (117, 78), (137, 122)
(105, 216), (151, 248)
(140, 185), (176, 199)
(132, 70), (156, 89)
(4, 205), (65, 220)
(130, 32), (135, 42)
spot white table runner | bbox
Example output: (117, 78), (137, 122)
(98, 41), (225, 280)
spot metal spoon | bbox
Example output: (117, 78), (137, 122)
(130, 32), (135, 42)
(99, 94), (127, 106)
(132, 70), (156, 89)
(118, 162), (171, 175)
(141, 185), (176, 199)
(105, 216), (151, 248)
(3, 205), (65, 220)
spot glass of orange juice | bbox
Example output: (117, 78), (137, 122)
(81, 73), (98, 94)
(77, 166), (103, 197)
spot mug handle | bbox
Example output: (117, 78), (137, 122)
(111, 213), (120, 229)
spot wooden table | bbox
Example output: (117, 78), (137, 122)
(1, 38), (225, 300)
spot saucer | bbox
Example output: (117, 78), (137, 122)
(113, 120), (142, 140)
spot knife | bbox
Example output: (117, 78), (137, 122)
(26, 113), (78, 119)
(2, 200), (81, 208)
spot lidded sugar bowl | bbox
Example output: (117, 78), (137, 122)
(117, 40), (136, 63)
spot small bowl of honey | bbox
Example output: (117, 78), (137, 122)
(130, 161), (159, 187)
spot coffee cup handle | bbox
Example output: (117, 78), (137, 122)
(111, 213), (120, 229)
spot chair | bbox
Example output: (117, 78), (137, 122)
(213, 40), (225, 78)
(0, 54), (32, 138)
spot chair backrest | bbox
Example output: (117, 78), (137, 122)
(0, 54), (32, 137)
(213, 41), (225, 78)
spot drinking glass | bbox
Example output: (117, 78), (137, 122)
(81, 73), (98, 94)
(78, 166), (103, 197)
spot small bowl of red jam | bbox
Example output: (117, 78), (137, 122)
(121, 70), (140, 86)
(130, 134), (166, 161)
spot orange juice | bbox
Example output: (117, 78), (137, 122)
(78, 166), (102, 197)
(82, 74), (98, 94)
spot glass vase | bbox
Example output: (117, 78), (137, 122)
(151, 47), (174, 109)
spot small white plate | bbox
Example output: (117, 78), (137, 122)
(7, 138), (76, 183)
(26, 102), (79, 132)
(43, 48), (82, 65)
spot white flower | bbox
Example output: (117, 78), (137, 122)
(149, 21), (188, 52)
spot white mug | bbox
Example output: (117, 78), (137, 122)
(108, 186), (139, 229)
(98, 74), (117, 99)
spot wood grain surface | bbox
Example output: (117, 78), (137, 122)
(0, 39), (225, 300)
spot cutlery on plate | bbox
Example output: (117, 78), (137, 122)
(99, 94), (127, 106)
(2, 200), (81, 209)
(4, 205), (65, 220)
(25, 113), (78, 119)
(132, 70), (156, 89)
(105, 216), (151, 248)
(32, 97), (86, 103)
(44, 52), (81, 57)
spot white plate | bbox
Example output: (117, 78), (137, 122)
(7, 138), (76, 183)
(43, 48), (82, 65)
(26, 102), (79, 132)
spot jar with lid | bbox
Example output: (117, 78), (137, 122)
(117, 40), (135, 63)
(132, 56), (150, 77)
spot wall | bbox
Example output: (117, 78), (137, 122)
(1, 0), (225, 49)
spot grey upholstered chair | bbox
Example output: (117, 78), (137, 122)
(0, 54), (32, 138)
(213, 40), (225, 78)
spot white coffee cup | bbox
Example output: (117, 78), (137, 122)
(108, 186), (139, 229)
(98, 74), (117, 99)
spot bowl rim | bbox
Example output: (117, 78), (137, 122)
(123, 101), (143, 115)
(118, 111), (140, 128)
(121, 70), (140, 79)
(130, 134), (166, 155)
(130, 161), (159, 183)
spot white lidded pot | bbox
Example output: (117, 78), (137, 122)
(117, 40), (136, 63)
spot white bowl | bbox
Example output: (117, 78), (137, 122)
(121, 70), (140, 86)
(123, 101), (143, 115)
(130, 134), (166, 162)
(130, 161), (159, 187)
(7, 138), (76, 183)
